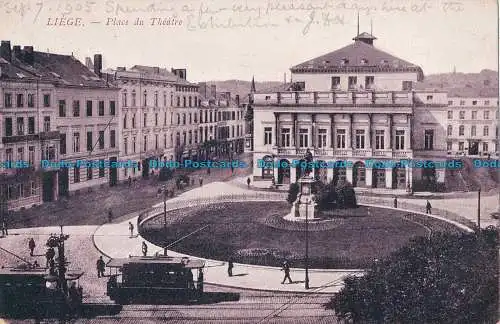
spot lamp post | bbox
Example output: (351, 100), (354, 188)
(477, 188), (481, 230)
(305, 198), (310, 290)
(162, 184), (168, 256)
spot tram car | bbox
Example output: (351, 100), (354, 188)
(106, 255), (205, 304)
(0, 263), (84, 317)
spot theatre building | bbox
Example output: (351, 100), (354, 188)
(251, 32), (448, 191)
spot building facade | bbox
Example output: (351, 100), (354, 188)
(251, 32), (449, 190)
(446, 97), (499, 156)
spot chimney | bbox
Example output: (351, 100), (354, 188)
(171, 68), (186, 80)
(210, 85), (217, 98)
(93, 54), (102, 77)
(0, 41), (11, 62)
(23, 46), (34, 65)
(85, 57), (93, 70)
(12, 46), (21, 60)
(235, 95), (240, 106)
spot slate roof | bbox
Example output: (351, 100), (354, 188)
(291, 33), (424, 81)
(129, 65), (193, 85)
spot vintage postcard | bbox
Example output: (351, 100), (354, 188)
(0, 0), (498, 323)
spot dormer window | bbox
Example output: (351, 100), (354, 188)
(341, 58), (349, 65)
(381, 59), (388, 64)
(360, 59), (368, 65)
(426, 95), (433, 100)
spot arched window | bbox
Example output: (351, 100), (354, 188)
(459, 125), (464, 136)
(177, 114), (180, 125)
(143, 90), (147, 106)
(182, 114), (186, 125)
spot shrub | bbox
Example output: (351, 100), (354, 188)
(287, 183), (300, 204)
(335, 181), (357, 208)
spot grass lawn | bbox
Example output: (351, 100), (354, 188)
(141, 202), (460, 269)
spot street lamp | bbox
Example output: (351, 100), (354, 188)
(305, 198), (310, 290)
(162, 184), (168, 256)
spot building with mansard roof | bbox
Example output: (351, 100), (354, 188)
(0, 40), (119, 210)
(251, 32), (449, 191)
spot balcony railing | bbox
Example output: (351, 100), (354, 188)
(271, 147), (413, 159)
(2, 134), (38, 144)
(252, 91), (414, 106)
(39, 131), (60, 140)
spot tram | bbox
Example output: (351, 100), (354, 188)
(106, 255), (205, 304)
(0, 263), (84, 317)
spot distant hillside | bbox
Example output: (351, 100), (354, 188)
(207, 70), (498, 100)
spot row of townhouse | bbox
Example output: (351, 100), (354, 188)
(250, 32), (499, 191)
(0, 41), (246, 211)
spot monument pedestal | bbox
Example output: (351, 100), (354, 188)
(290, 175), (317, 221)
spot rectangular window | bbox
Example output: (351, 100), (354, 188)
(99, 130), (105, 149)
(98, 101), (105, 116)
(124, 138), (128, 154)
(483, 142), (489, 152)
(402, 81), (413, 91)
(281, 128), (290, 147)
(447, 125), (453, 136)
(155, 113), (158, 126)
(132, 114), (136, 128)
(5, 148), (13, 161)
(132, 92), (136, 107)
(60, 134), (66, 155)
(336, 129), (346, 149)
(17, 94), (24, 107)
(472, 100), (477, 105)
(164, 134), (167, 148)
(471, 125), (476, 137)
(87, 132), (93, 151)
(17, 117), (24, 135)
(86, 101), (92, 116)
(331, 77), (340, 90)
(264, 127), (272, 145)
(447, 141), (452, 151)
(27, 94), (34, 107)
(143, 113), (147, 127)
(395, 130), (405, 150)
(375, 130), (385, 149)
(447, 111), (453, 119)
(58, 100), (66, 117)
(460, 100), (465, 106)
(43, 116), (50, 132)
(484, 110), (490, 119)
(458, 142), (464, 151)
(448, 100), (453, 105)
(484, 100), (490, 105)
(459, 111), (465, 119)
(110, 101), (116, 116)
(483, 126), (489, 136)
(28, 146), (35, 165)
(4, 93), (12, 107)
(348, 76), (357, 90)
(143, 135), (147, 151)
(459, 126), (464, 136)
(317, 129), (327, 148)
(471, 111), (477, 119)
(132, 137), (136, 153)
(73, 100), (80, 117)
(355, 129), (365, 149)
(43, 94), (50, 107)
(154, 92), (158, 107)
(73, 132), (80, 153)
(122, 93), (127, 107)
(17, 147), (24, 161)
(110, 130), (116, 148)
(365, 76), (375, 89)
(155, 134), (159, 148)
(5, 118), (12, 136)
(299, 129), (309, 148)
(424, 130), (434, 150)
(99, 160), (105, 177)
(74, 165), (80, 183)
(164, 112), (167, 126)
(28, 117), (34, 134)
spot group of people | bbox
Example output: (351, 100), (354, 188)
(227, 258), (293, 284)
(393, 197), (432, 214)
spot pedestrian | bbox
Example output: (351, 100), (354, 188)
(45, 247), (55, 268)
(128, 176), (132, 187)
(28, 238), (36, 256)
(96, 256), (105, 278)
(199, 177), (203, 187)
(230, 164), (234, 174)
(142, 241), (148, 256)
(197, 268), (204, 293)
(1, 218), (7, 236)
(426, 200), (432, 214)
(281, 260), (293, 284)
(393, 197), (398, 209)
(247, 177), (251, 188)
(191, 178), (195, 186)
(32, 260), (39, 268)
(108, 209), (113, 223)
(129, 222), (134, 237)
(207, 167), (211, 175)
(227, 258), (234, 277)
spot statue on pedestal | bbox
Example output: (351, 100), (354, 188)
(304, 149), (313, 177)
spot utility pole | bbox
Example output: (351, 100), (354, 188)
(162, 184), (168, 256)
(477, 188), (481, 230)
(305, 199), (310, 290)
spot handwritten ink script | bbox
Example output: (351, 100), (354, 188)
(0, 0), (465, 35)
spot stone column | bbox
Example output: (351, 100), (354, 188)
(346, 166), (353, 184)
(274, 112), (279, 147)
(367, 114), (372, 149)
(385, 168), (393, 189)
(290, 166), (297, 183)
(365, 167), (373, 187)
(388, 114), (393, 150)
(408, 115), (412, 150)
(330, 114), (335, 149)
(327, 167), (334, 182)
(349, 114), (353, 149)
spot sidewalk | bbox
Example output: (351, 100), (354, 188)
(93, 217), (363, 294)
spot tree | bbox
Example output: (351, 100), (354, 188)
(326, 227), (499, 324)
(287, 183), (300, 204)
(335, 181), (357, 208)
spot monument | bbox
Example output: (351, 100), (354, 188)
(290, 149), (318, 221)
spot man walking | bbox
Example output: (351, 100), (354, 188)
(129, 222), (134, 237)
(142, 241), (148, 256)
(247, 178), (251, 188)
(28, 238), (36, 256)
(108, 209), (113, 223)
(96, 256), (105, 278)
(199, 176), (203, 187)
(1, 218), (7, 236)
(227, 258), (234, 277)
(393, 197), (398, 209)
(281, 260), (293, 284)
(426, 200), (432, 214)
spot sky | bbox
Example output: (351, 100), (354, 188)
(0, 0), (497, 82)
